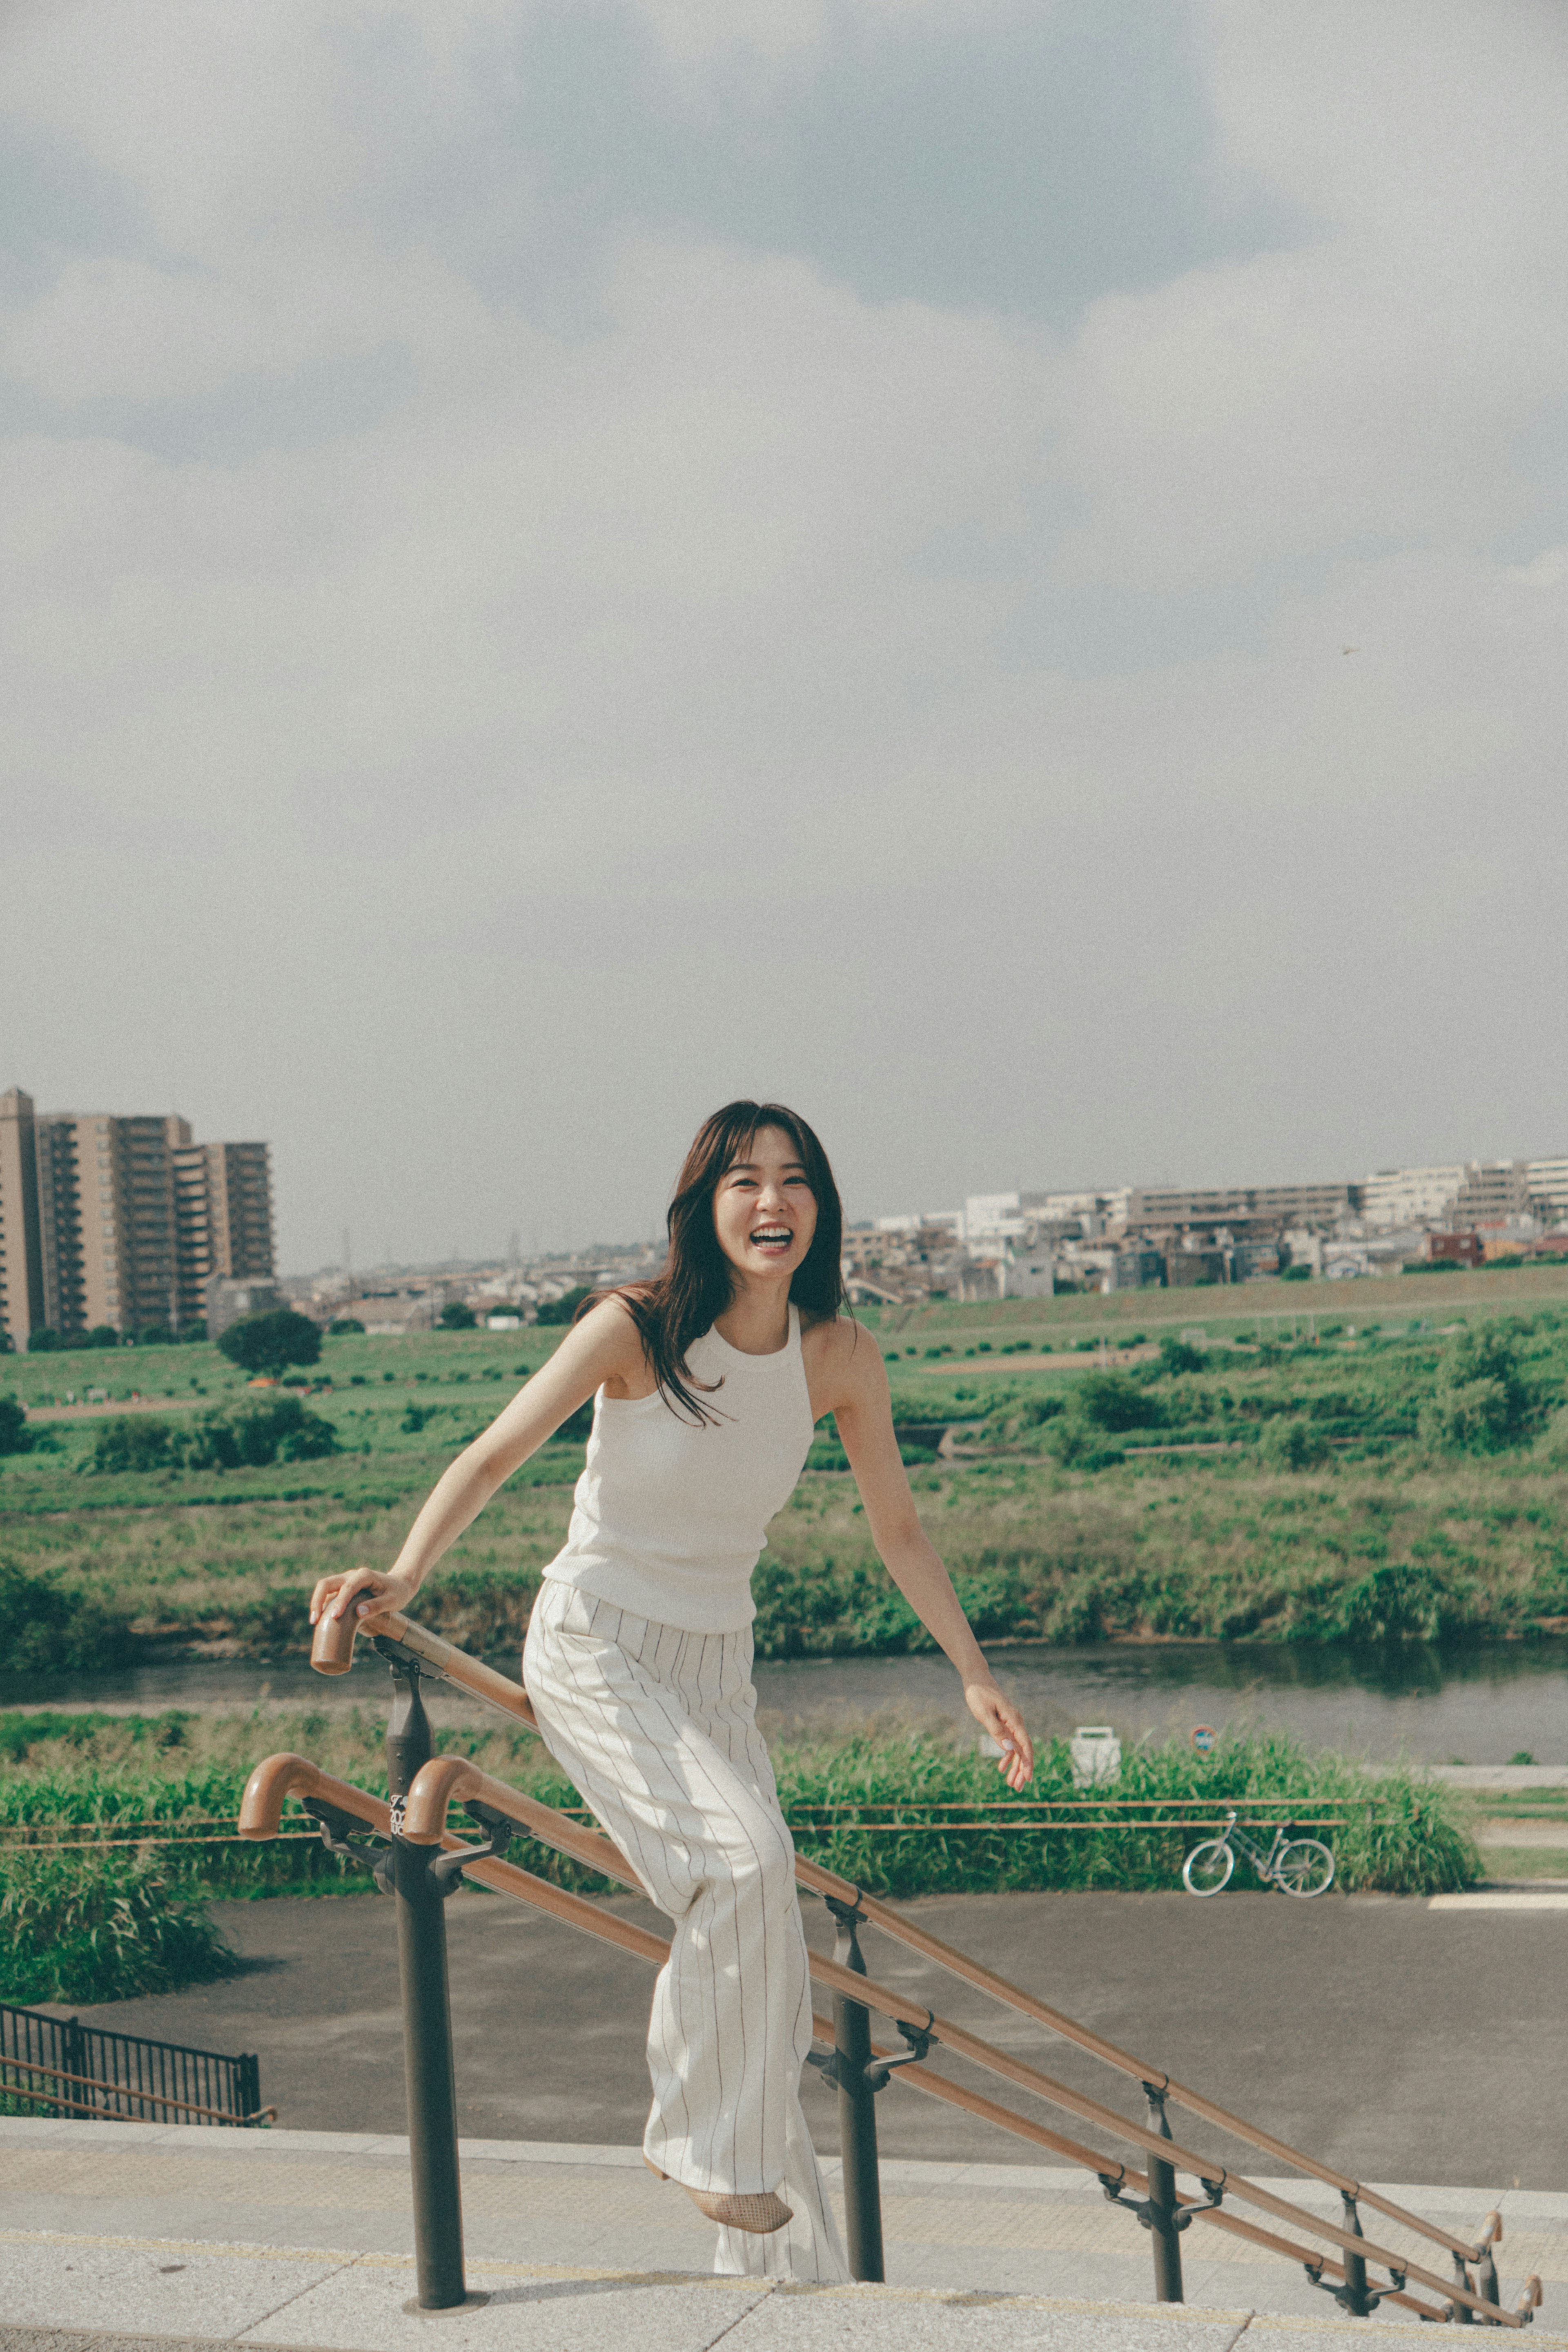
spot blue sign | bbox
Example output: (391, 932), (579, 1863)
(1191, 1723), (1217, 1755)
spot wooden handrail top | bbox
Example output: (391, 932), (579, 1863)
(310, 1609), (1488, 2276)
(238, 1755), (393, 1842)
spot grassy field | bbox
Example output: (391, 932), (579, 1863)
(0, 1704), (1483, 2006)
(2, 1280), (1568, 1669)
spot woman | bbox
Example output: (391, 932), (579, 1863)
(311, 1101), (1033, 2285)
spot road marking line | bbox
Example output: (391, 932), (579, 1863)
(1428, 1892), (1568, 1911)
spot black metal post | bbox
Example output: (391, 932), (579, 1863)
(1142, 2083), (1184, 2304)
(1339, 2191), (1374, 2317)
(826, 1898), (885, 2282)
(385, 1660), (473, 2314)
(1477, 2238), (1501, 2315)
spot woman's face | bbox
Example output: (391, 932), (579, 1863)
(713, 1125), (819, 1285)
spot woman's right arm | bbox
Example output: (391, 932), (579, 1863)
(308, 1297), (644, 1628)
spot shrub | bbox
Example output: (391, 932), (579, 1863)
(535, 1286), (591, 1326)
(1073, 1372), (1162, 1432)
(0, 1562), (129, 1675)
(1261, 1418), (1332, 1471)
(327, 1317), (365, 1335)
(92, 1396), (338, 1475)
(437, 1302), (477, 1330)
(0, 1398), (33, 1457)
(1280, 1264), (1312, 1282)
(91, 1416), (177, 1474)
(0, 1849), (237, 2004)
(200, 1395), (339, 1467)
(217, 1309), (322, 1381)
(1156, 1336), (1206, 1376)
(26, 1328), (59, 1352)
(1418, 1325), (1540, 1454)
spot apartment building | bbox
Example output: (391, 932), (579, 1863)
(1123, 1182), (1359, 1235)
(173, 1142), (275, 1326)
(0, 1084), (274, 1347)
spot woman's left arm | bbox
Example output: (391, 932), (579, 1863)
(826, 1325), (1034, 1789)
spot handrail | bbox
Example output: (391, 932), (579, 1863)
(396, 1753), (1517, 2324)
(244, 1745), (1501, 2323)
(307, 1609), (1512, 2317)
(0, 2053), (276, 2128)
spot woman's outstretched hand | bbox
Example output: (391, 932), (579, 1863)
(964, 1679), (1034, 1790)
(308, 1565), (420, 1627)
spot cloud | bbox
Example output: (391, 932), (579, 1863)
(2, 0), (1566, 1257)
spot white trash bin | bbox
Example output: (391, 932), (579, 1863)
(1070, 1725), (1122, 1788)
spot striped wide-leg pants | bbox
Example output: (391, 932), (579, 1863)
(523, 1579), (848, 2285)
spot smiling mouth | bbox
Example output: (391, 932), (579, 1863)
(751, 1227), (793, 1250)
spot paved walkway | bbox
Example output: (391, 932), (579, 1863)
(40, 1888), (1568, 2187)
(2, 2120), (1564, 2352)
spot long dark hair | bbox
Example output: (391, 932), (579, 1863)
(583, 1101), (846, 1424)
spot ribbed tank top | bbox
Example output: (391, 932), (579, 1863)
(542, 1305), (815, 1634)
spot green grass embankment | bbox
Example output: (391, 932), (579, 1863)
(0, 1708), (1480, 2006)
(2, 1306), (1568, 1666)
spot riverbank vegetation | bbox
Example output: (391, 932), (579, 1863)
(0, 1706), (1480, 2002)
(1, 1294), (1566, 1675)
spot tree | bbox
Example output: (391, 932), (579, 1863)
(437, 1302), (476, 1330)
(535, 1285), (591, 1326)
(1418, 1324), (1539, 1455)
(1073, 1372), (1162, 1432)
(27, 1328), (60, 1353)
(0, 1396), (34, 1456)
(87, 1325), (122, 1349)
(217, 1308), (322, 1381)
(1156, 1335), (1205, 1377)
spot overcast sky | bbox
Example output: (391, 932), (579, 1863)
(5, 0), (1567, 1270)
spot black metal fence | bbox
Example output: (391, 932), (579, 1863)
(0, 2000), (264, 2127)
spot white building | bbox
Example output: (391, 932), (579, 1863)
(1359, 1165), (1469, 1228)
(1527, 1158), (1568, 1226)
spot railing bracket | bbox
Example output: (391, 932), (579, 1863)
(805, 2048), (846, 2092)
(864, 2011), (935, 2092)
(430, 1804), (514, 1896)
(303, 1799), (393, 1893)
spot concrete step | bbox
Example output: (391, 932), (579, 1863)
(2, 2120), (1563, 2352)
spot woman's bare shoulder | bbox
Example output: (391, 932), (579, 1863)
(564, 1290), (651, 1372)
(801, 1312), (885, 1378)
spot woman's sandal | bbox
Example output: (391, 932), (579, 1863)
(644, 2154), (793, 2235)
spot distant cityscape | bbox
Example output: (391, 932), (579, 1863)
(0, 1087), (274, 1351)
(5, 1075), (1567, 1349)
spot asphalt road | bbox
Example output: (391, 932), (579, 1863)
(49, 1885), (1560, 2193)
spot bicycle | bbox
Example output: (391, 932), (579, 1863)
(1182, 1809), (1335, 1898)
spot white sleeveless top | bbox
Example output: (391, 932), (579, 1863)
(543, 1305), (815, 1633)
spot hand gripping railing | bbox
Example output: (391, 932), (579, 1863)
(265, 1603), (1540, 2325)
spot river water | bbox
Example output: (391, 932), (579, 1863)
(3, 1638), (1564, 1764)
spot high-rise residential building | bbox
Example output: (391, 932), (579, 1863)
(0, 1090), (45, 1353)
(0, 1085), (274, 1346)
(173, 1142), (276, 1327)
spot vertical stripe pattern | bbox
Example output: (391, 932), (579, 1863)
(523, 1578), (848, 2284)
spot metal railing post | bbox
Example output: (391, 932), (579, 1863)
(1142, 2083), (1184, 2303)
(385, 1658), (474, 2314)
(1338, 2191), (1375, 2317)
(825, 1896), (885, 2282)
(1450, 2250), (1477, 2323)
